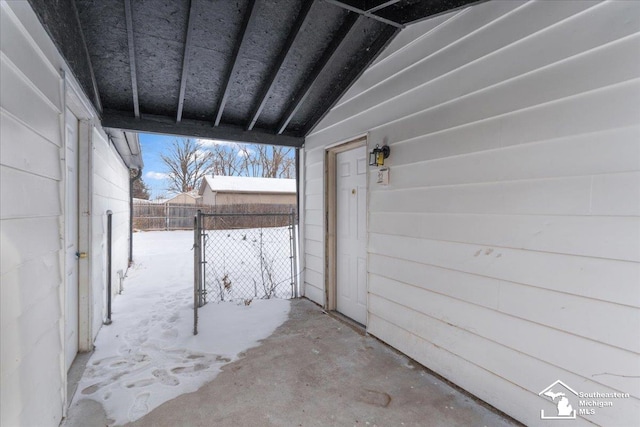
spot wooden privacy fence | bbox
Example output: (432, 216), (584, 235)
(133, 202), (296, 231)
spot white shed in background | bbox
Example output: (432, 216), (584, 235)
(0, 2), (142, 425)
(199, 175), (297, 206)
(301, 1), (640, 425)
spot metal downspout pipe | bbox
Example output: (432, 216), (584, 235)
(104, 210), (113, 325)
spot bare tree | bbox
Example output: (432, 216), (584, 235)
(161, 138), (295, 183)
(278, 152), (295, 178)
(238, 145), (261, 177)
(160, 139), (214, 193)
(235, 145), (295, 178)
(210, 144), (241, 176)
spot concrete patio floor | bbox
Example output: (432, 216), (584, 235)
(65, 298), (521, 427)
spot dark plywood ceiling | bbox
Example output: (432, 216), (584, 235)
(28, 0), (483, 147)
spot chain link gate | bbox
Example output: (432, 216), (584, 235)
(193, 210), (298, 334)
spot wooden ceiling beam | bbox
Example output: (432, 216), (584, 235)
(123, 0), (140, 118)
(276, 13), (360, 135)
(103, 110), (305, 148)
(214, 0), (259, 127)
(246, 0), (315, 131)
(176, 0), (198, 123)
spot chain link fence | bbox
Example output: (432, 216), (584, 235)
(193, 211), (297, 334)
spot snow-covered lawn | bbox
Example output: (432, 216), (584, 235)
(70, 231), (290, 426)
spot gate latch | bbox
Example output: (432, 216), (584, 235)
(76, 251), (88, 259)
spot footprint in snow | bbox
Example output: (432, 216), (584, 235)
(161, 328), (179, 339)
(111, 370), (129, 381)
(125, 378), (155, 388)
(186, 353), (205, 360)
(152, 368), (180, 386)
(171, 363), (209, 375)
(171, 353), (230, 373)
(128, 392), (150, 421)
(81, 382), (102, 395)
(124, 329), (148, 345)
(131, 353), (150, 363)
(92, 355), (121, 366)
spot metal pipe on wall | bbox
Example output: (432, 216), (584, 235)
(104, 210), (113, 325)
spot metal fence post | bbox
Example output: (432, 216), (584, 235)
(199, 210), (206, 307)
(167, 204), (170, 230)
(260, 226), (264, 295)
(291, 208), (298, 298)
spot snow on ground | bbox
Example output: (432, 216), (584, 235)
(203, 226), (294, 302)
(69, 230), (290, 426)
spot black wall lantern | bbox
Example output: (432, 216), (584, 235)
(369, 144), (390, 167)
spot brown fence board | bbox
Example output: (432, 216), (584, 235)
(133, 202), (296, 231)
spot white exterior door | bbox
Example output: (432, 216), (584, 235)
(65, 108), (79, 371)
(336, 146), (367, 325)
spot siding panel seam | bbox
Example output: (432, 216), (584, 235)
(368, 294), (640, 395)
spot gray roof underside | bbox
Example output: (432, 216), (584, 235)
(27, 0), (484, 147)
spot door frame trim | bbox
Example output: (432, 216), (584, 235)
(63, 106), (80, 373)
(64, 74), (96, 354)
(324, 136), (367, 317)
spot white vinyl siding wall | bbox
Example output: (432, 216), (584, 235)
(0, 4), (66, 425)
(0, 3), (133, 426)
(90, 128), (130, 337)
(302, 1), (640, 426)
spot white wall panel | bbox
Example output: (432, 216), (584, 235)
(1, 111), (62, 179)
(305, 177), (323, 196)
(345, 10), (459, 101)
(591, 172), (640, 216)
(304, 283), (324, 306)
(369, 233), (640, 307)
(368, 287), (640, 398)
(304, 209), (323, 227)
(0, 5), (64, 426)
(0, 3), (133, 426)
(388, 126), (640, 188)
(0, 166), (62, 219)
(304, 224), (323, 242)
(0, 55), (61, 141)
(370, 212), (640, 262)
(0, 4), (60, 108)
(369, 307), (640, 427)
(301, 1), (640, 425)
(305, 254), (323, 273)
(90, 129), (130, 338)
